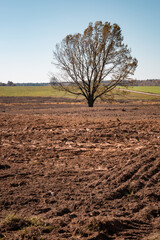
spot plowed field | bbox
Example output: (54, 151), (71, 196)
(0, 97), (160, 239)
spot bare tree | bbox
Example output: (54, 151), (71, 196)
(51, 21), (138, 107)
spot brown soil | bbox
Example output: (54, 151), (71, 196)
(0, 97), (160, 239)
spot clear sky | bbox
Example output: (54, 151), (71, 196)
(0, 0), (160, 83)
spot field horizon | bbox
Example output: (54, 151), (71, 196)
(0, 86), (160, 103)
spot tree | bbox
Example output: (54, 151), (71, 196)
(7, 81), (15, 86)
(51, 21), (138, 107)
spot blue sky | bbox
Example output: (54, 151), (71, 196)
(0, 0), (160, 83)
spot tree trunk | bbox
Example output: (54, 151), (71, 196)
(87, 96), (94, 107)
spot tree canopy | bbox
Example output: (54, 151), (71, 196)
(51, 21), (138, 107)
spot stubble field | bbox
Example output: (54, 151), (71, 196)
(0, 97), (160, 239)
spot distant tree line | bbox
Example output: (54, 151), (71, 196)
(129, 79), (160, 86)
(0, 81), (16, 86)
(0, 80), (160, 87)
(0, 82), (49, 86)
(16, 83), (49, 86)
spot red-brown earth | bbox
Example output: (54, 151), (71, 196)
(0, 97), (160, 240)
